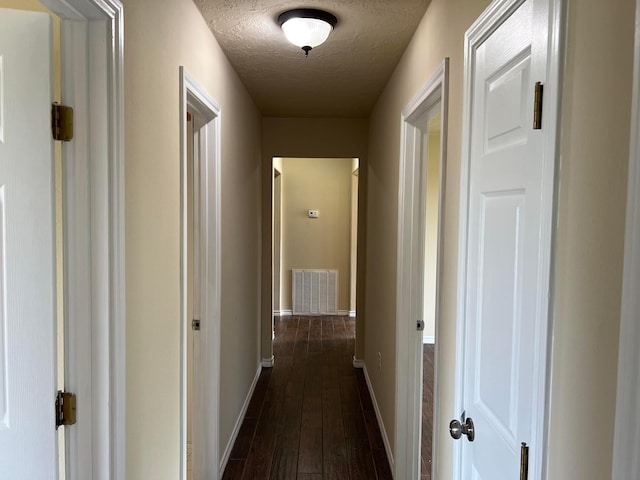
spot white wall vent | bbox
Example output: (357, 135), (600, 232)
(292, 269), (338, 315)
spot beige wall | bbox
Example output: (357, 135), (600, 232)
(365, 0), (633, 477)
(547, 0), (633, 477)
(123, 0), (262, 477)
(262, 118), (369, 361)
(280, 158), (353, 311)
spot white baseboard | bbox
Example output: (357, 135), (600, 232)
(422, 336), (435, 344)
(262, 355), (274, 367)
(276, 310), (355, 317)
(352, 356), (365, 369)
(219, 363), (262, 476)
(362, 365), (395, 476)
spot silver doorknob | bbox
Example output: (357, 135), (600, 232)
(449, 416), (475, 442)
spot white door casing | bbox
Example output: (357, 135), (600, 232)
(456, 0), (563, 478)
(0, 9), (57, 478)
(395, 59), (449, 480)
(180, 66), (222, 480)
(39, 0), (126, 478)
(612, 0), (640, 477)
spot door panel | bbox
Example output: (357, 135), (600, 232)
(461, 0), (551, 478)
(485, 52), (531, 152)
(476, 191), (524, 438)
(0, 8), (57, 479)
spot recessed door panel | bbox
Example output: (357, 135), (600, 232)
(485, 52), (531, 153)
(475, 191), (524, 441)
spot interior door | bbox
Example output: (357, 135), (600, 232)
(457, 0), (554, 478)
(0, 7), (57, 478)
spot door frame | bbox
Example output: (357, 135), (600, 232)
(349, 165), (359, 317)
(454, 0), (564, 478)
(273, 165), (282, 317)
(612, 0), (640, 476)
(179, 66), (222, 480)
(395, 58), (449, 480)
(40, 0), (126, 478)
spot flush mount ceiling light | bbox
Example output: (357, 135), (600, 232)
(278, 8), (338, 57)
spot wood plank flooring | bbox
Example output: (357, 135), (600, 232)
(421, 344), (435, 480)
(222, 316), (393, 480)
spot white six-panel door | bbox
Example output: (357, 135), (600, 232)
(458, 0), (557, 478)
(0, 8), (57, 479)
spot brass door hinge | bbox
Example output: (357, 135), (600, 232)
(520, 442), (529, 480)
(51, 103), (74, 141)
(55, 391), (77, 429)
(533, 82), (544, 130)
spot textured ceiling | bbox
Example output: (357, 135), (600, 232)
(192, 0), (431, 117)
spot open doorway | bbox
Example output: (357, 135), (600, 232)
(350, 164), (359, 317)
(180, 67), (222, 480)
(271, 157), (359, 320)
(273, 164), (282, 318)
(395, 59), (448, 479)
(420, 111), (442, 479)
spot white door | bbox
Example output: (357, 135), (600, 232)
(0, 8), (57, 479)
(457, 0), (556, 478)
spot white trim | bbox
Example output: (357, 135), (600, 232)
(179, 67), (222, 480)
(261, 356), (275, 368)
(394, 58), (448, 480)
(455, 1), (564, 478)
(219, 364), (262, 476)
(363, 365), (395, 476)
(352, 357), (365, 369)
(612, 0), (640, 476)
(422, 336), (435, 345)
(47, 0), (125, 478)
(274, 310), (355, 317)
(541, 0), (566, 474)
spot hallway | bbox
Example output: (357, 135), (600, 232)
(222, 316), (393, 479)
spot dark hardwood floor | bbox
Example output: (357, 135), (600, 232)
(222, 315), (393, 480)
(421, 344), (435, 480)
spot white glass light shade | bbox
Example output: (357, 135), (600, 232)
(281, 17), (333, 49)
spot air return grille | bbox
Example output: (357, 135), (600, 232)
(292, 269), (338, 315)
